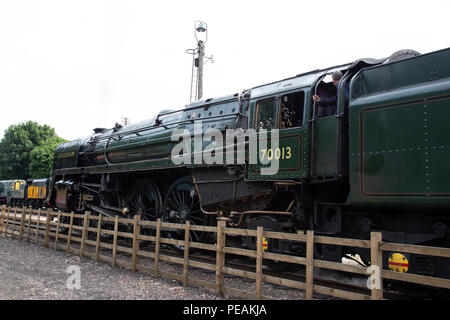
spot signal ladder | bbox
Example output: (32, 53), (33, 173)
(189, 53), (199, 103)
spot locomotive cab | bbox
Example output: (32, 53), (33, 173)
(247, 79), (309, 181)
(310, 68), (350, 182)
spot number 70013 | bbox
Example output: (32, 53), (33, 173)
(260, 146), (292, 161)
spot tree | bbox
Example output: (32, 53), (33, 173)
(0, 121), (65, 179)
(29, 136), (66, 178)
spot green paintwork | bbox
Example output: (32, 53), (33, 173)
(348, 47), (450, 208)
(95, 100), (239, 167)
(54, 96), (243, 175)
(247, 131), (304, 180)
(313, 115), (338, 176)
(53, 139), (83, 169)
(246, 90), (310, 181)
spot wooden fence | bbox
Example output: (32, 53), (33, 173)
(1, 205), (450, 300)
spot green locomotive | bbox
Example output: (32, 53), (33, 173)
(50, 47), (450, 278)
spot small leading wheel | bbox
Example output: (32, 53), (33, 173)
(162, 177), (210, 252)
(126, 179), (162, 244)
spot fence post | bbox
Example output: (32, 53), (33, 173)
(1, 206), (6, 234)
(66, 212), (74, 253)
(154, 218), (161, 277)
(5, 207), (11, 236)
(0, 206), (4, 235)
(6, 207), (12, 236)
(370, 232), (383, 300)
(3, 206), (7, 234)
(216, 220), (226, 297)
(9, 207), (14, 236)
(35, 208), (42, 244)
(132, 215), (140, 272)
(80, 211), (90, 257)
(3, 207), (7, 236)
(19, 206), (26, 240)
(95, 215), (102, 261)
(255, 226), (264, 299)
(15, 207), (21, 237)
(12, 207), (18, 237)
(1, 206), (7, 236)
(112, 215), (119, 267)
(183, 220), (191, 287)
(54, 212), (61, 249)
(44, 209), (51, 247)
(306, 230), (314, 300)
(26, 208), (32, 241)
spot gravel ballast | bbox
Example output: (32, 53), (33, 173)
(0, 237), (218, 300)
(0, 236), (307, 300)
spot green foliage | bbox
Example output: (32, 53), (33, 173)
(29, 136), (66, 178)
(0, 121), (66, 179)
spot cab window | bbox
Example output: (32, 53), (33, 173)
(280, 91), (304, 128)
(255, 99), (277, 130)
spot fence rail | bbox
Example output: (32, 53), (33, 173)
(1, 205), (450, 300)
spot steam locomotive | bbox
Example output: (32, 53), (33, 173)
(19, 47), (450, 278)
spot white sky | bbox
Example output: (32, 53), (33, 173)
(0, 0), (449, 141)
